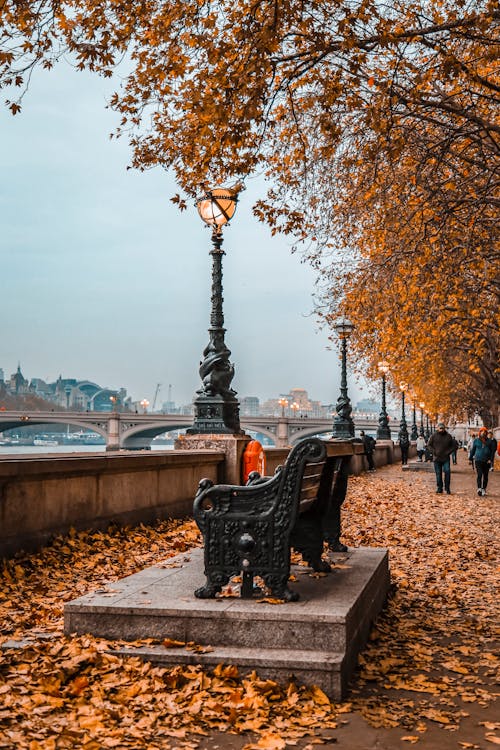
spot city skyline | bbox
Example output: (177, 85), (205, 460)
(1, 362), (382, 414)
(1, 63), (372, 408)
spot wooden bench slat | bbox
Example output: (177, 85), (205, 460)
(303, 463), (325, 475)
(301, 486), (320, 500)
(302, 471), (322, 483)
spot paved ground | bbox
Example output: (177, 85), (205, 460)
(385, 447), (499, 499)
(1, 449), (497, 749)
(197, 451), (499, 750)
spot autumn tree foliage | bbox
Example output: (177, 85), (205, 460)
(1, 0), (498, 421)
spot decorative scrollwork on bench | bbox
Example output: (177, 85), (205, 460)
(193, 438), (352, 601)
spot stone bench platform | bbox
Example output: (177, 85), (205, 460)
(402, 461), (434, 471)
(64, 546), (389, 700)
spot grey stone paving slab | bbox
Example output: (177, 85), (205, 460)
(403, 461), (434, 471)
(64, 545), (390, 699)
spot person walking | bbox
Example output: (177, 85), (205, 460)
(427, 423), (454, 494)
(451, 436), (459, 465)
(359, 430), (376, 472)
(399, 433), (410, 466)
(416, 434), (426, 462)
(469, 427), (495, 495)
(487, 431), (497, 471)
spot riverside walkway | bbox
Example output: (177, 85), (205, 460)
(0, 450), (498, 749)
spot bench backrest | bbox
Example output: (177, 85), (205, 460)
(298, 460), (326, 513)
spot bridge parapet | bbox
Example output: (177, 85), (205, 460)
(0, 410), (403, 449)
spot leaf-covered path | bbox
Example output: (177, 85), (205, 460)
(0, 451), (498, 749)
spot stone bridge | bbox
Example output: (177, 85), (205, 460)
(0, 410), (400, 450)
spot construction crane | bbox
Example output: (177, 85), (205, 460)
(152, 383), (161, 412)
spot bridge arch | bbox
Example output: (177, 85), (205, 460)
(241, 424), (278, 446)
(0, 415), (108, 440)
(120, 420), (193, 448)
(289, 426), (333, 445)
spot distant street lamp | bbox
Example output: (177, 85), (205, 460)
(290, 401), (299, 417)
(410, 391), (419, 441)
(399, 382), (409, 435)
(332, 318), (355, 439)
(398, 382), (410, 464)
(419, 401), (425, 437)
(376, 360), (391, 440)
(187, 183), (245, 435)
(425, 412), (430, 441)
(278, 398), (288, 418)
(109, 395), (118, 412)
(140, 399), (150, 414)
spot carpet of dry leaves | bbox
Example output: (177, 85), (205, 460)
(0, 466), (498, 750)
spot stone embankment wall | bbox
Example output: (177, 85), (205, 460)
(265, 441), (415, 475)
(0, 451), (223, 558)
(0, 441), (414, 558)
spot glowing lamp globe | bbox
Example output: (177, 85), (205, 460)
(196, 185), (242, 228)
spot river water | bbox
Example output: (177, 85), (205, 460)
(0, 444), (172, 457)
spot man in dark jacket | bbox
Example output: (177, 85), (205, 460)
(360, 430), (376, 472)
(428, 423), (454, 494)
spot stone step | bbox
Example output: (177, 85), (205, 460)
(109, 643), (345, 696)
(64, 546), (389, 699)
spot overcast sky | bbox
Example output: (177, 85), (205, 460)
(1, 62), (372, 408)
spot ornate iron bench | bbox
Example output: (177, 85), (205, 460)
(193, 437), (352, 602)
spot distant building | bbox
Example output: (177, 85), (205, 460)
(9, 364), (28, 394)
(355, 398), (380, 414)
(29, 378), (54, 401)
(240, 396), (260, 416)
(162, 400), (178, 413)
(2, 364), (128, 412)
(260, 388), (325, 417)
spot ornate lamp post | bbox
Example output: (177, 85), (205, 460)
(410, 391), (419, 441)
(425, 412), (431, 441)
(140, 399), (149, 414)
(290, 401), (299, 417)
(376, 360), (391, 440)
(398, 382), (410, 464)
(278, 398), (288, 418)
(399, 382), (409, 439)
(332, 318), (355, 439)
(419, 402), (425, 437)
(187, 184), (245, 435)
